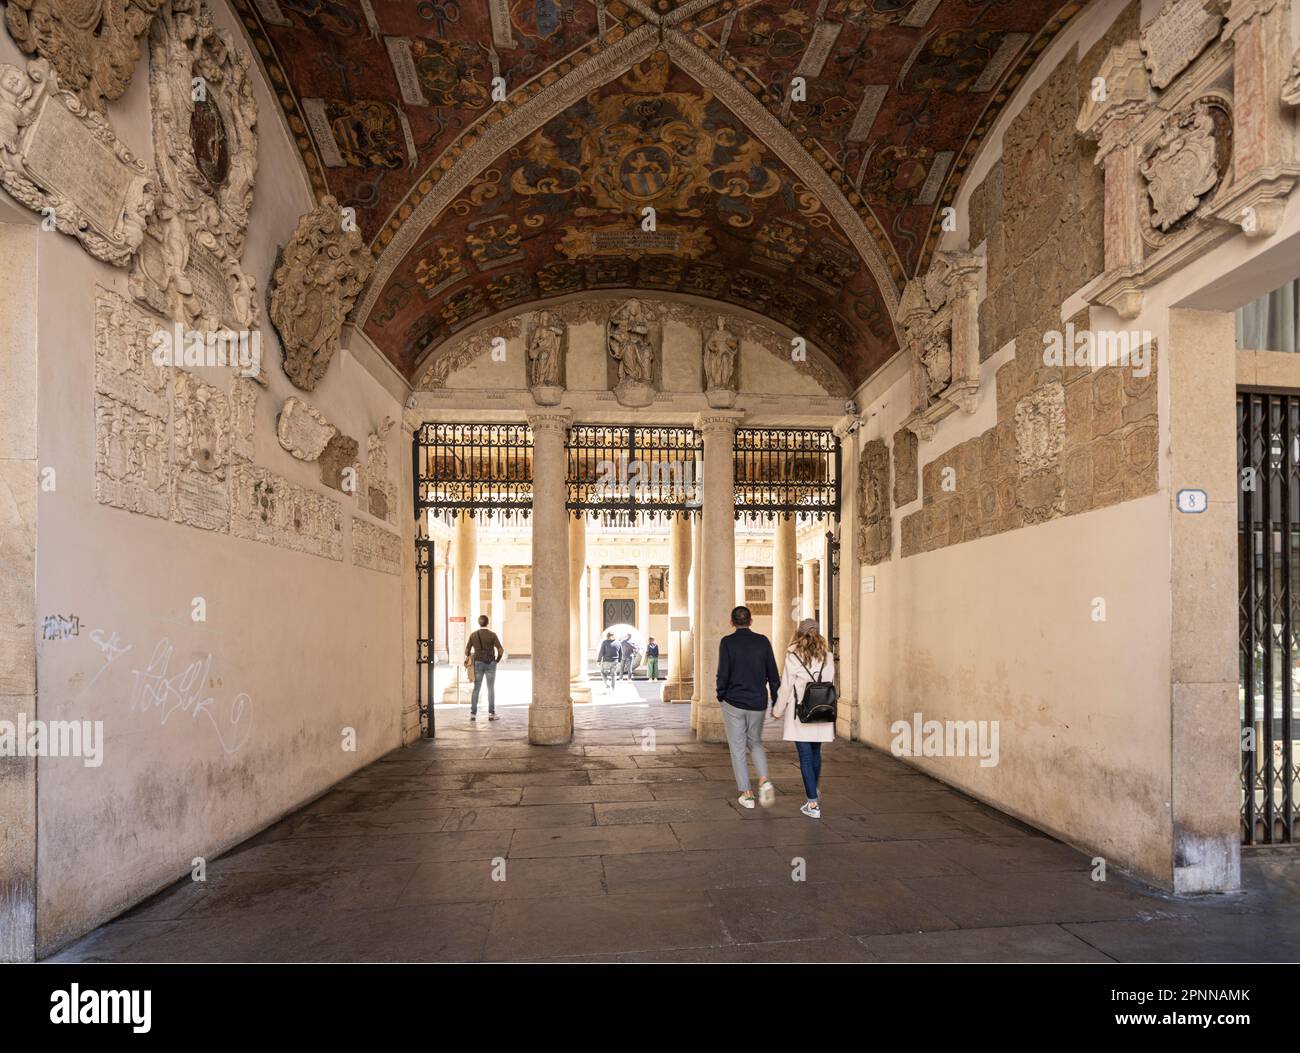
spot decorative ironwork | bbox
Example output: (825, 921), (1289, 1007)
(733, 428), (840, 520)
(566, 425), (703, 525)
(825, 529), (840, 659)
(1238, 391), (1299, 845)
(415, 422), (534, 519)
(416, 536), (436, 739)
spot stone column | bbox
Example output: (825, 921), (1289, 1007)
(690, 510), (703, 730)
(569, 515), (591, 703)
(771, 513), (797, 658)
(662, 512), (693, 702)
(579, 564), (590, 666)
(433, 552), (449, 662)
(442, 510), (478, 701)
(696, 411), (742, 742)
(490, 563), (505, 628)
(527, 410), (573, 744)
(589, 561), (602, 644)
(637, 563), (651, 638)
(735, 563), (746, 606)
(802, 557), (816, 619)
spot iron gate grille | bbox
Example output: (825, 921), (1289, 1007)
(566, 425), (703, 524)
(734, 428), (840, 520)
(415, 538), (435, 738)
(1238, 390), (1300, 844)
(414, 422), (533, 520)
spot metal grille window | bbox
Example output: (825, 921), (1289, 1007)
(566, 425), (703, 524)
(414, 422), (533, 519)
(733, 428), (839, 520)
(1238, 391), (1300, 844)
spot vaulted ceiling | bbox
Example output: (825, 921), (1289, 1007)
(231, 0), (1086, 385)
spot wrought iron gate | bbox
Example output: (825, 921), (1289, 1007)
(1238, 390), (1300, 844)
(413, 423), (535, 737)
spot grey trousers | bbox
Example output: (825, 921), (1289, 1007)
(721, 701), (769, 793)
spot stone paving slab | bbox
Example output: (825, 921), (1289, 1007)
(48, 700), (1299, 963)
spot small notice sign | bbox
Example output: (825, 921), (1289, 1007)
(1176, 489), (1208, 513)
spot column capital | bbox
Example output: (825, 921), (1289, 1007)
(526, 408), (573, 434)
(695, 409), (744, 435)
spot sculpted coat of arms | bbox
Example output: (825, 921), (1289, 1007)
(1139, 101), (1223, 232)
(3, 0), (162, 112)
(270, 195), (375, 392)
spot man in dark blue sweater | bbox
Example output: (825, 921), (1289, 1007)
(716, 606), (781, 808)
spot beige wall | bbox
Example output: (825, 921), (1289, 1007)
(2, 7), (408, 954)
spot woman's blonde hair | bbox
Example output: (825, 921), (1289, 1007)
(791, 624), (828, 665)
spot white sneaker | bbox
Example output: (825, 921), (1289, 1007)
(738, 792), (756, 809)
(800, 801), (821, 819)
(758, 780), (776, 808)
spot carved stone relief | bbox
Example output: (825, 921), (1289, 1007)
(0, 58), (156, 265)
(1138, 100), (1227, 232)
(171, 370), (229, 532)
(96, 397), (169, 518)
(270, 195), (374, 391)
(413, 300), (848, 397)
(857, 438), (891, 566)
(276, 396), (336, 461)
(352, 517), (402, 575)
(358, 416), (396, 523)
(129, 0), (258, 330)
(1284, 48), (1300, 107)
(229, 376), (257, 463)
(892, 426), (918, 508)
(319, 433), (359, 493)
(897, 251), (983, 439)
(230, 462), (343, 561)
(3, 0), (162, 112)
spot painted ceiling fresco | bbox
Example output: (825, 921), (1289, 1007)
(365, 56), (896, 380)
(230, 0), (1085, 381)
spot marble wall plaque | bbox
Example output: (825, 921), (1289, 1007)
(352, 517), (402, 575)
(24, 92), (135, 236)
(276, 396), (336, 461)
(1139, 0), (1223, 90)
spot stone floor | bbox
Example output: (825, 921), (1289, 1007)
(51, 673), (1300, 962)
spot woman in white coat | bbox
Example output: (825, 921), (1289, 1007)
(772, 618), (835, 818)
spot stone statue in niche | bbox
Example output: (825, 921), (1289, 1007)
(608, 298), (657, 407)
(1139, 100), (1221, 232)
(527, 310), (564, 405)
(270, 195), (375, 391)
(3, 0), (162, 112)
(0, 58), (156, 265)
(703, 316), (739, 408)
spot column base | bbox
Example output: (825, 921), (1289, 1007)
(834, 698), (859, 742)
(696, 699), (726, 743)
(660, 677), (693, 703)
(529, 703), (573, 745)
(440, 678), (469, 704)
(570, 681), (593, 704)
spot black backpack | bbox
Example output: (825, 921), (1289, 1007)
(792, 654), (837, 724)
